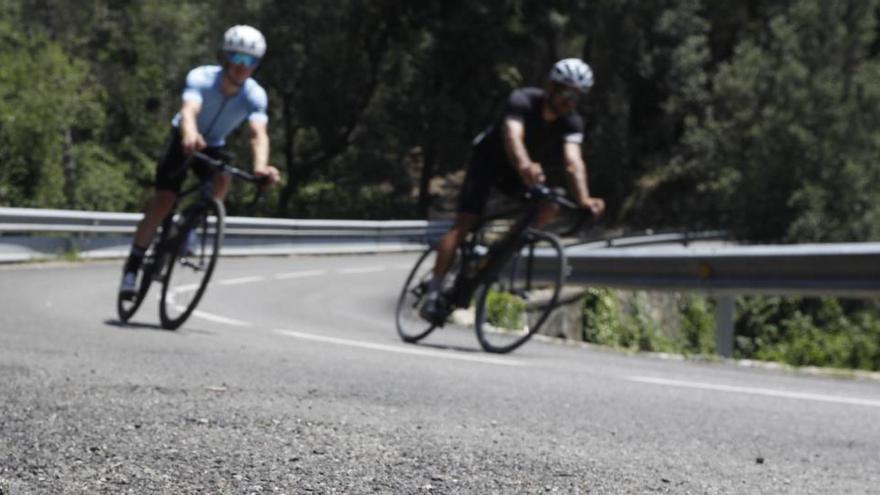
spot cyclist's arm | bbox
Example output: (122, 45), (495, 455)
(248, 120), (280, 184)
(563, 142), (605, 215)
(179, 99), (205, 154)
(248, 120), (269, 170)
(503, 118), (543, 186)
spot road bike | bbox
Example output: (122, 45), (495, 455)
(116, 152), (265, 329)
(395, 186), (590, 353)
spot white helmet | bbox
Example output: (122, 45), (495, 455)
(222, 25), (266, 58)
(549, 58), (594, 93)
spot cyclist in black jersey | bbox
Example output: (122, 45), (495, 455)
(420, 58), (606, 322)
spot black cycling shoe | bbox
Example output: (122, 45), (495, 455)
(419, 298), (448, 326)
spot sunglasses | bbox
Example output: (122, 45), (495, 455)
(556, 88), (581, 102)
(226, 51), (260, 68)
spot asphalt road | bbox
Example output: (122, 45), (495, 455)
(1, 254), (879, 494)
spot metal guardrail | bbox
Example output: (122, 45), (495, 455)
(6, 207), (877, 296)
(563, 243), (880, 297)
(533, 242), (880, 356)
(0, 207), (452, 262)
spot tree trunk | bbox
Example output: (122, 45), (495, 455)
(62, 127), (76, 208)
(277, 94), (297, 217)
(417, 143), (435, 218)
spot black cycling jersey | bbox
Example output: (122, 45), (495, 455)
(474, 87), (584, 169)
(457, 87), (585, 215)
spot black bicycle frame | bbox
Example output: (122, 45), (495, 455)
(449, 203), (542, 308)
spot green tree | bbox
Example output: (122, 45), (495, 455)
(0, 19), (111, 208)
(627, 0), (880, 242)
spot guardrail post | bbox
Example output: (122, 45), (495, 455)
(714, 295), (735, 357)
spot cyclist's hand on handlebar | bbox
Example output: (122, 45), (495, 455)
(181, 132), (206, 155)
(518, 162), (546, 187)
(581, 197), (605, 218)
(254, 165), (281, 186)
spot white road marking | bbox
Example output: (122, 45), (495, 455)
(275, 329), (525, 367)
(627, 376), (880, 408)
(164, 289), (252, 327)
(219, 276), (266, 286)
(337, 266), (386, 274)
(170, 283), (200, 294)
(191, 310), (252, 327)
(274, 269), (326, 280)
(393, 263), (414, 270)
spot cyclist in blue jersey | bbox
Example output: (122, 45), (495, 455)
(420, 58), (606, 323)
(119, 25), (281, 297)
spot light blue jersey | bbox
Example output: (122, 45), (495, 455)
(171, 65), (268, 147)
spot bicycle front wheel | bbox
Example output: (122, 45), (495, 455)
(159, 199), (225, 330)
(474, 230), (566, 354)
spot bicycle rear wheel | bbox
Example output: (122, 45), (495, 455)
(473, 230), (566, 353)
(396, 247), (440, 342)
(395, 246), (460, 343)
(159, 199), (225, 330)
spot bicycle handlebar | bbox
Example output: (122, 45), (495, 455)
(525, 185), (579, 210)
(186, 151), (270, 207)
(525, 185), (599, 236)
(187, 151), (270, 186)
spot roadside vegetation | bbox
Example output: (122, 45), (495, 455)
(582, 289), (880, 372)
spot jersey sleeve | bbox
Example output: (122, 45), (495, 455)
(503, 88), (531, 122)
(562, 113), (585, 144)
(181, 68), (206, 104)
(247, 84), (269, 124)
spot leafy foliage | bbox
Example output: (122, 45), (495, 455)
(582, 288), (686, 353)
(737, 296), (880, 370)
(486, 289), (526, 331)
(2, 0), (879, 236)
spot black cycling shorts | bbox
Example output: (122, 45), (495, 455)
(154, 128), (225, 193)
(456, 150), (526, 216)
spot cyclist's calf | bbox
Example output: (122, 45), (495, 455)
(134, 190), (179, 249)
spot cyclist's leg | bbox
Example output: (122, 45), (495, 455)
(430, 150), (495, 283)
(419, 155), (492, 320)
(420, 211), (479, 322)
(121, 130), (187, 290)
(432, 212), (480, 280)
(131, 191), (178, 251)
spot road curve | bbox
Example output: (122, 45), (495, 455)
(1, 254), (879, 493)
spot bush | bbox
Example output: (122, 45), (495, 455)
(582, 288), (681, 353)
(737, 296), (880, 371)
(486, 289), (525, 330)
(582, 290), (880, 371)
(678, 296), (716, 356)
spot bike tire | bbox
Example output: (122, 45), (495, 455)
(159, 199), (225, 330)
(473, 230), (566, 354)
(116, 258), (154, 323)
(395, 247), (444, 343)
